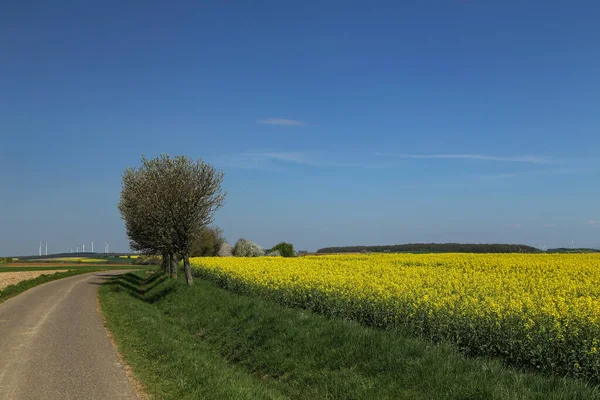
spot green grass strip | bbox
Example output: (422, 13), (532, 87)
(99, 271), (600, 400)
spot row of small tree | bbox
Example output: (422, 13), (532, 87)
(118, 155), (226, 286)
(188, 229), (296, 258)
(224, 239), (295, 257)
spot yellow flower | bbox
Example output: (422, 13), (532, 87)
(191, 253), (600, 379)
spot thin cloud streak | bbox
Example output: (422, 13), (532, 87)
(474, 167), (597, 181)
(217, 151), (594, 177)
(257, 152), (312, 163)
(257, 118), (307, 127)
(218, 151), (399, 169)
(387, 154), (555, 164)
(218, 152), (368, 169)
(212, 152), (310, 170)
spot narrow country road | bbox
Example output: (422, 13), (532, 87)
(0, 271), (140, 400)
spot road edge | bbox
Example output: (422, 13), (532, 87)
(95, 273), (149, 400)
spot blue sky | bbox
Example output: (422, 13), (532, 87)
(1, 1), (599, 255)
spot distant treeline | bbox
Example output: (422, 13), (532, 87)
(546, 248), (599, 253)
(316, 243), (541, 254)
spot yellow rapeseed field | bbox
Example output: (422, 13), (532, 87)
(191, 253), (600, 380)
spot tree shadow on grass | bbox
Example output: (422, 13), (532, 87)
(145, 271), (167, 286)
(92, 271), (176, 304)
(120, 272), (146, 286)
(144, 283), (176, 303)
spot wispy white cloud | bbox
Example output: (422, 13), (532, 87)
(472, 167), (589, 181)
(544, 224), (556, 228)
(257, 118), (307, 127)
(212, 152), (313, 170)
(249, 152), (318, 166)
(258, 152), (311, 163)
(385, 154), (555, 164)
(216, 151), (371, 169)
(587, 220), (598, 225)
(216, 151), (596, 179)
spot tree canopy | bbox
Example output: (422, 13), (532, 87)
(190, 226), (226, 257)
(270, 242), (295, 257)
(118, 155), (226, 285)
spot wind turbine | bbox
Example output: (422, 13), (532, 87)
(39, 241), (42, 257)
(45, 241), (48, 256)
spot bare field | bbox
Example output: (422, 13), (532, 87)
(3, 262), (133, 267)
(0, 270), (68, 290)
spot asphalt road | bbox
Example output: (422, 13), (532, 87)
(0, 271), (140, 400)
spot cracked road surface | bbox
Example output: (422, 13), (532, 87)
(0, 270), (139, 400)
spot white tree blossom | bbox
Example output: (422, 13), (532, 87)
(233, 239), (265, 257)
(218, 242), (233, 257)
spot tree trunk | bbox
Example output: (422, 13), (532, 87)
(170, 252), (178, 278)
(162, 252), (169, 275)
(184, 253), (193, 286)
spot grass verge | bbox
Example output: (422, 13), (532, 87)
(0, 266), (141, 304)
(99, 271), (600, 400)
